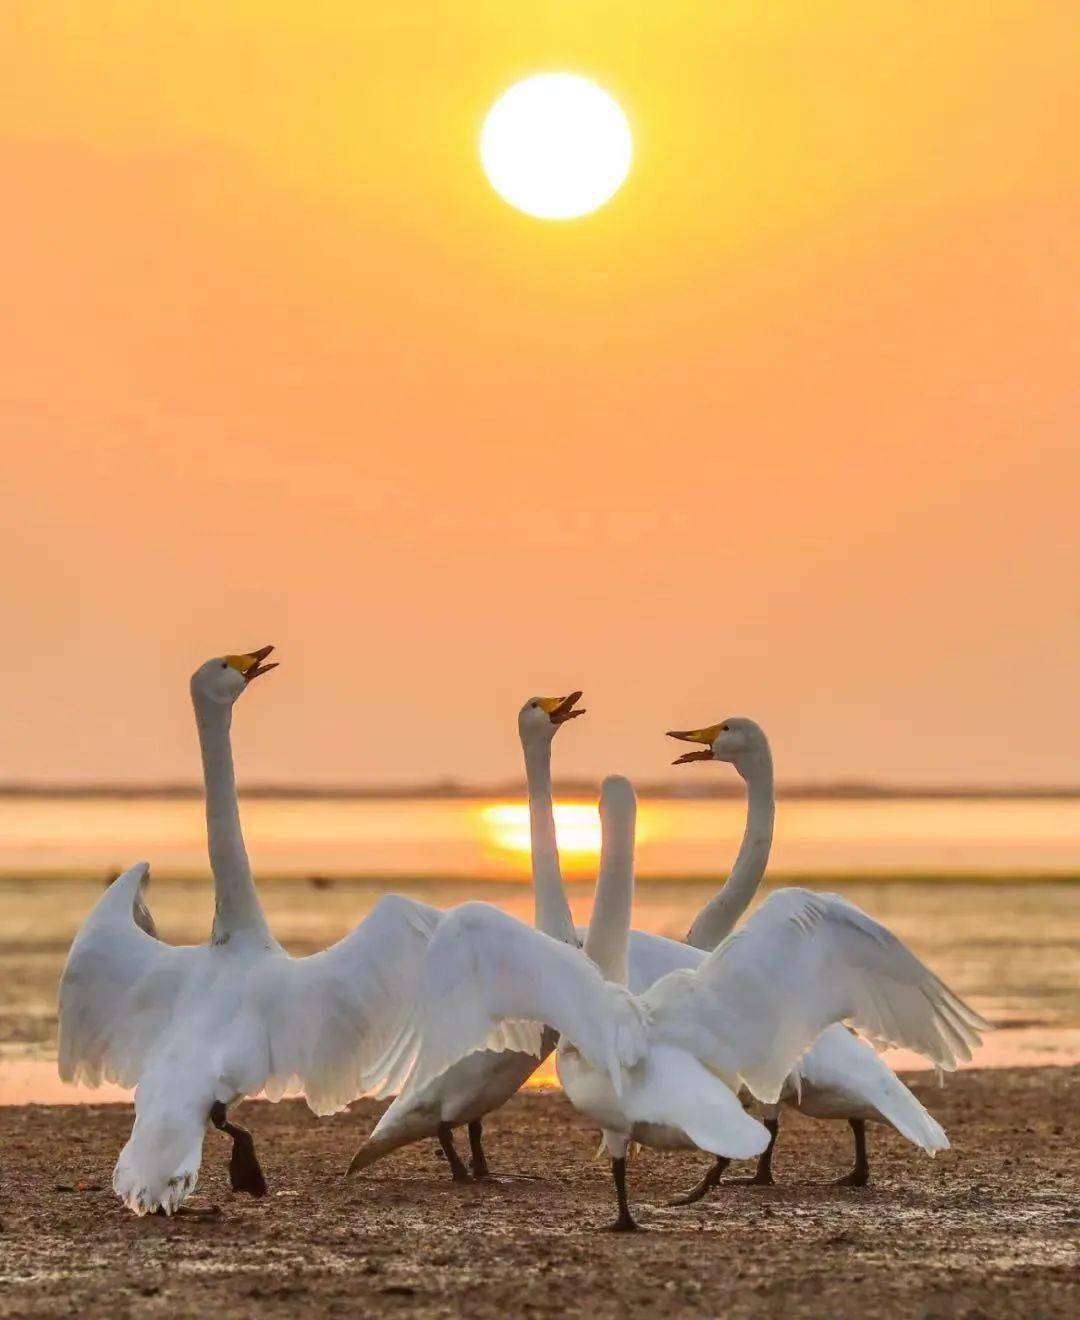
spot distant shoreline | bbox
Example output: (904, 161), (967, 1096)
(3, 870), (1079, 887)
(3, 781), (1080, 801)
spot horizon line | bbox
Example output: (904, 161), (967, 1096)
(2, 779), (1080, 802)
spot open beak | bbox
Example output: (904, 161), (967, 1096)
(537, 691), (585, 725)
(226, 644), (279, 684)
(666, 724), (720, 766)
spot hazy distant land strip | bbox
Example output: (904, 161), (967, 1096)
(4, 781), (1080, 800)
(4, 872), (1080, 889)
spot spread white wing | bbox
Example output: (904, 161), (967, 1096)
(245, 893), (444, 1115)
(58, 863), (196, 1087)
(645, 887), (991, 1103)
(378, 902), (648, 1100)
(59, 869), (448, 1114)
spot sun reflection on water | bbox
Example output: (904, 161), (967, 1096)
(480, 802), (602, 870)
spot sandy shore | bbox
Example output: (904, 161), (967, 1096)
(1, 1068), (1077, 1317)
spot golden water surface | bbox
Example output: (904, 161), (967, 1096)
(2, 794), (1078, 1102)
(2, 793), (1080, 879)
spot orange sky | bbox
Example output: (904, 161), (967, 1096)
(2, 3), (1078, 787)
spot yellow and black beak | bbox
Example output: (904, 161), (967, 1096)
(225, 644), (278, 684)
(666, 723), (721, 766)
(536, 691), (585, 725)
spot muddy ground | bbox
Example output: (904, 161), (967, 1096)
(1, 1067), (1077, 1317)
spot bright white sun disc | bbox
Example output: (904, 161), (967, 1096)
(481, 74), (632, 220)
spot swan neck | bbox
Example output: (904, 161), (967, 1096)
(523, 739), (577, 946)
(686, 747), (775, 950)
(583, 801), (635, 985)
(193, 694), (269, 943)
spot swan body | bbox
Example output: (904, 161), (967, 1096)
(567, 928), (702, 993)
(348, 1032), (551, 1172)
(59, 650), (440, 1215)
(615, 928), (948, 1159)
(664, 716), (957, 1182)
(557, 1039), (770, 1160)
(782, 1026), (947, 1146)
(62, 860), (439, 1214)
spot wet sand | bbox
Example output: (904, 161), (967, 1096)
(1, 1068), (1077, 1317)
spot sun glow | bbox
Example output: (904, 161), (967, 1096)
(481, 802), (603, 859)
(480, 74), (633, 220)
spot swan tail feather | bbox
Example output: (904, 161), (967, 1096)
(345, 1125), (424, 1177)
(871, 1074), (950, 1154)
(112, 1068), (212, 1216)
(626, 1044), (770, 1161)
(113, 1114), (206, 1216)
(794, 1028), (950, 1155)
(345, 1094), (444, 1177)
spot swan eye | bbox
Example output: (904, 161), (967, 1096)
(530, 702), (538, 709)
(220, 662), (228, 670)
(721, 724), (729, 732)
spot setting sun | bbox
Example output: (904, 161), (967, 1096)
(481, 801), (603, 858)
(480, 74), (633, 220)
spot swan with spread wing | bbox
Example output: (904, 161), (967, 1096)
(58, 649), (441, 1216)
(647, 716), (979, 1201)
(379, 776), (988, 1230)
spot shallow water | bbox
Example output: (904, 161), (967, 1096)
(3, 792), (1080, 879)
(2, 869), (1079, 1103)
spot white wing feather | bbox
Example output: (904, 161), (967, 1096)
(246, 893), (443, 1115)
(645, 888), (990, 1103)
(58, 863), (196, 1088)
(792, 1025), (949, 1153)
(622, 1043), (771, 1159)
(60, 873), (445, 1114)
(386, 902), (648, 1100)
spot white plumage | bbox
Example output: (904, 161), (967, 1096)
(659, 715), (981, 1191)
(58, 650), (440, 1215)
(382, 859), (987, 1228)
(347, 691), (586, 1180)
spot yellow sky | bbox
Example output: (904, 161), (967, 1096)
(2, 3), (1078, 787)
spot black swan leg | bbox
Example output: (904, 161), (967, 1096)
(210, 1101), (268, 1198)
(726, 1115), (780, 1187)
(834, 1118), (870, 1187)
(667, 1156), (731, 1207)
(604, 1157), (642, 1232)
(467, 1120), (491, 1180)
(436, 1122), (472, 1183)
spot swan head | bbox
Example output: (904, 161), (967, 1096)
(599, 774), (636, 820)
(190, 646), (278, 706)
(667, 716), (768, 769)
(517, 692), (585, 746)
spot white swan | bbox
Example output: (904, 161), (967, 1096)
(347, 692), (585, 1181)
(58, 649), (441, 1216)
(378, 776), (988, 1231)
(658, 716), (987, 1198)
